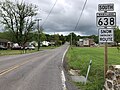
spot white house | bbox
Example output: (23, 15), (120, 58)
(29, 41), (38, 47)
(42, 41), (50, 46)
(83, 38), (89, 46)
(77, 38), (95, 47)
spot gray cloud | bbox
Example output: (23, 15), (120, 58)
(2, 0), (120, 35)
(39, 0), (120, 35)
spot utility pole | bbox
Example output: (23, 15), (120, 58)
(71, 32), (72, 47)
(35, 19), (42, 51)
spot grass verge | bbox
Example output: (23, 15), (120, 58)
(0, 49), (37, 56)
(0, 46), (57, 56)
(66, 46), (120, 90)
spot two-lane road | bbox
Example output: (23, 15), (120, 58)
(0, 44), (69, 90)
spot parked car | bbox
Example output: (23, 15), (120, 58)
(11, 43), (23, 50)
(11, 46), (22, 50)
(0, 45), (7, 50)
(27, 45), (35, 50)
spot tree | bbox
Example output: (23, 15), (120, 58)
(0, 31), (15, 41)
(114, 26), (120, 45)
(59, 34), (66, 44)
(66, 32), (77, 45)
(40, 33), (46, 42)
(89, 35), (98, 43)
(0, 0), (38, 46)
(46, 34), (51, 42)
(54, 34), (61, 46)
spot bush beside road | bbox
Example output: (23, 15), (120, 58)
(66, 47), (120, 90)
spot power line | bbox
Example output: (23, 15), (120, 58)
(74, 0), (88, 31)
(71, 0), (88, 46)
(41, 0), (58, 26)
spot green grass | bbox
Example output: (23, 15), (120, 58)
(0, 49), (37, 56)
(66, 47), (120, 90)
(0, 46), (57, 56)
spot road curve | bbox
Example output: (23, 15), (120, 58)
(0, 44), (69, 90)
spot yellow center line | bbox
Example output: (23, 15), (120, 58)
(0, 52), (48, 76)
(0, 59), (33, 76)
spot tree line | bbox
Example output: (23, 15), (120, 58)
(0, 27), (120, 46)
(0, 31), (98, 46)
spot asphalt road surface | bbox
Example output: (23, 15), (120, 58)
(0, 44), (69, 90)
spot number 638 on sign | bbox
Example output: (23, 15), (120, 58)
(96, 12), (116, 27)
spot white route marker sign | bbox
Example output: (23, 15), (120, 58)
(96, 12), (116, 27)
(99, 28), (114, 43)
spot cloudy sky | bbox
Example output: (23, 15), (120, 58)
(9, 0), (120, 35)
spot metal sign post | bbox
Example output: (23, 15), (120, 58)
(96, 3), (116, 79)
(104, 41), (108, 78)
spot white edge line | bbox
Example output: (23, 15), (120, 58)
(61, 46), (69, 90)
